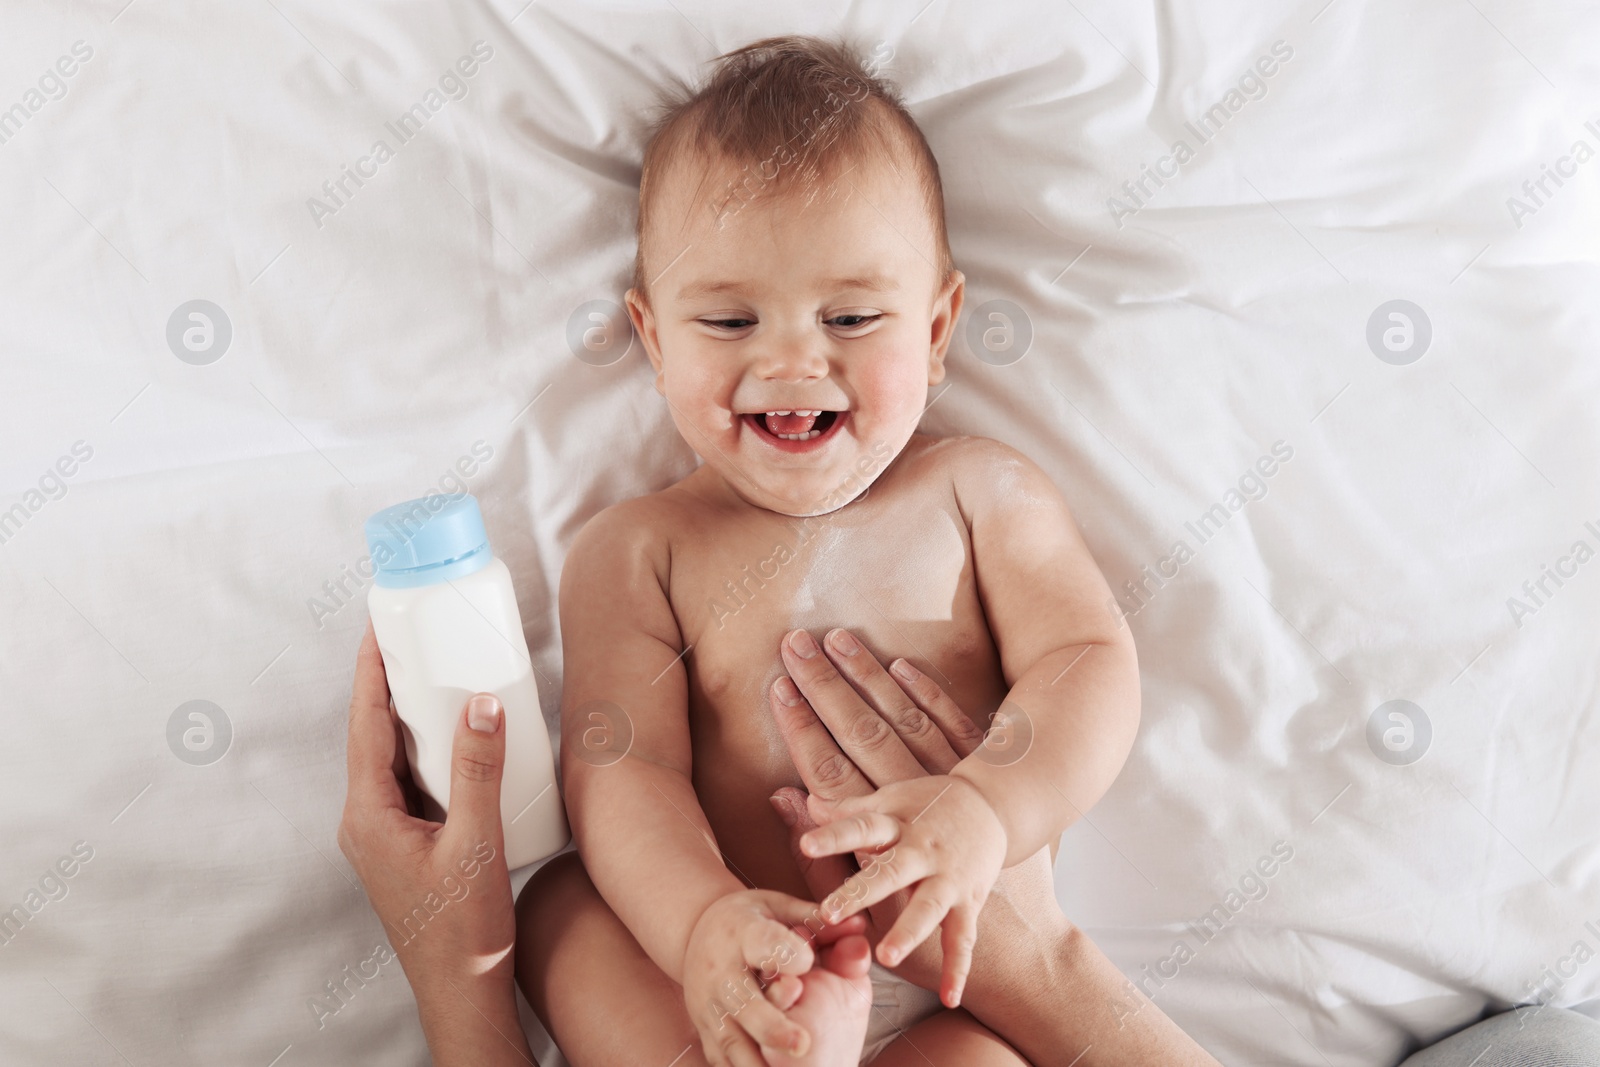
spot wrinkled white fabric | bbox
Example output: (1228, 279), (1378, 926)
(1, 3), (1596, 1065)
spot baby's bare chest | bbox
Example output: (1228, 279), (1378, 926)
(665, 487), (1006, 786)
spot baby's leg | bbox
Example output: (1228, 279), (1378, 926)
(871, 1010), (1026, 1066)
(761, 933), (874, 1065)
(514, 851), (708, 1066)
(516, 852), (874, 1066)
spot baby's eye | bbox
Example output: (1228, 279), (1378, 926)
(828, 313), (882, 329)
(702, 317), (755, 330)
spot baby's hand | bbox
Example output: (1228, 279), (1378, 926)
(681, 888), (852, 1064)
(801, 774), (1007, 1009)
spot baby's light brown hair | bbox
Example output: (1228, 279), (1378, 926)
(632, 35), (955, 303)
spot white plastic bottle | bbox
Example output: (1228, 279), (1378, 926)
(364, 493), (568, 869)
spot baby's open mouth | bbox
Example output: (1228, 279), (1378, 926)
(754, 409), (838, 440)
(743, 409), (846, 451)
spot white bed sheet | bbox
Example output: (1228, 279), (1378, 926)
(2, 1), (1597, 1064)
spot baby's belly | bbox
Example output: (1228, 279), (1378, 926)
(686, 615), (1009, 901)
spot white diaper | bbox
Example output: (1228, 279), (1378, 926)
(859, 960), (944, 1063)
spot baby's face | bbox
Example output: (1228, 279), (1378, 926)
(628, 154), (963, 516)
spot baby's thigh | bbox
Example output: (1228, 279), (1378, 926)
(871, 1009), (1026, 1066)
(514, 851), (707, 1066)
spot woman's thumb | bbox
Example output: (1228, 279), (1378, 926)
(771, 786), (853, 904)
(443, 693), (506, 848)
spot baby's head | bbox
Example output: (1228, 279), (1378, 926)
(626, 36), (963, 517)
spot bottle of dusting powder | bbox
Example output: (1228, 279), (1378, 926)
(364, 493), (568, 869)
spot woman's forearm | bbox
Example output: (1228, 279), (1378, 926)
(413, 972), (538, 1067)
(966, 915), (1219, 1067)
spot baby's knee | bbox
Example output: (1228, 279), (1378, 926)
(515, 850), (608, 1013)
(516, 849), (693, 1049)
(515, 849), (602, 935)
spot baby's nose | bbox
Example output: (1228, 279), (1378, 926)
(754, 335), (830, 381)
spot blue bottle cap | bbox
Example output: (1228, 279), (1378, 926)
(364, 493), (493, 588)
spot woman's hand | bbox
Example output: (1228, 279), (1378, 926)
(766, 628), (1068, 1005)
(338, 620), (535, 1067)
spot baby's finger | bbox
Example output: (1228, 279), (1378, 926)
(759, 887), (841, 927)
(704, 1020), (767, 1067)
(700, 995), (769, 1067)
(821, 847), (925, 923)
(744, 914), (816, 979)
(764, 973), (803, 1012)
(803, 913), (868, 946)
(939, 903), (980, 1008)
(875, 876), (958, 969)
(800, 811), (899, 859)
(728, 991), (810, 1058)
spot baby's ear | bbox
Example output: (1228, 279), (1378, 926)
(927, 269), (964, 385)
(624, 287), (666, 393)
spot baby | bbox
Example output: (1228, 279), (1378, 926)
(543, 35), (1140, 1066)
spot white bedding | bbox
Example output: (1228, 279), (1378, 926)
(2, 1), (1597, 1064)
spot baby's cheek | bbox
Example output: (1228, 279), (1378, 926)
(855, 357), (930, 428)
(666, 365), (735, 426)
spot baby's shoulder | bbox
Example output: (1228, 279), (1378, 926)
(563, 474), (716, 573)
(558, 489), (696, 641)
(900, 433), (1061, 521)
(903, 432), (1042, 488)
(562, 490), (677, 582)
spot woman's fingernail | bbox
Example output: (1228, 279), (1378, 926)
(773, 676), (802, 706)
(891, 659), (919, 682)
(769, 794), (796, 826)
(788, 629), (820, 659)
(826, 628), (860, 656)
(467, 694), (501, 733)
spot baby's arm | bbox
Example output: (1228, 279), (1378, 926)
(558, 503), (821, 1058)
(948, 436), (1140, 862)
